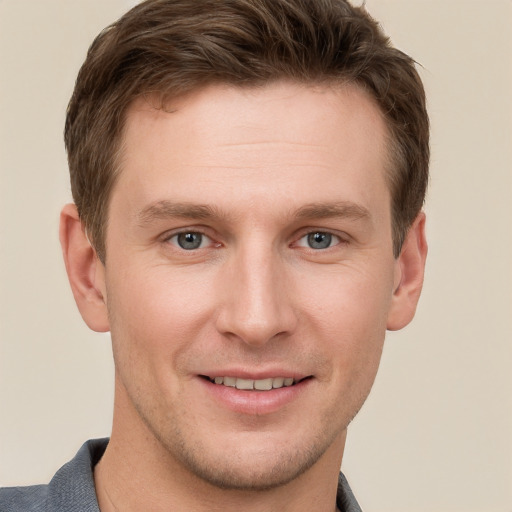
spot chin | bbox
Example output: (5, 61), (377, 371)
(178, 448), (317, 491)
(161, 427), (340, 491)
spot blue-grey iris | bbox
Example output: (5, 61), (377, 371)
(307, 232), (332, 249)
(177, 232), (202, 250)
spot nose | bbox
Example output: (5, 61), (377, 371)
(215, 243), (298, 347)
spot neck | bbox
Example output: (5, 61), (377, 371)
(95, 383), (346, 512)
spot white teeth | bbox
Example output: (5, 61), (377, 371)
(210, 376), (297, 390)
(223, 376), (236, 387)
(254, 378), (273, 391)
(235, 378), (254, 390)
(272, 377), (284, 389)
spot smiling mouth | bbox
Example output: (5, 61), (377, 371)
(201, 376), (310, 391)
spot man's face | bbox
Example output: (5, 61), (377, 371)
(102, 82), (399, 489)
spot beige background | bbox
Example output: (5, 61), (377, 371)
(1, 1), (511, 511)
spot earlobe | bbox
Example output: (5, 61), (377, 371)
(59, 204), (110, 332)
(387, 212), (428, 331)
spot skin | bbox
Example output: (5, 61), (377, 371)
(60, 82), (427, 512)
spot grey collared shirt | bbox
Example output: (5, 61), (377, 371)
(0, 439), (362, 511)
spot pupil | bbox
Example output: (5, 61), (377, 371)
(308, 232), (331, 249)
(178, 232), (202, 250)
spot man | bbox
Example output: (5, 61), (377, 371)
(0, 0), (428, 510)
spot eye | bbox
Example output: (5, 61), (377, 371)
(168, 231), (211, 250)
(297, 231), (340, 250)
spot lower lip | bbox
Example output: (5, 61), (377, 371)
(198, 377), (311, 415)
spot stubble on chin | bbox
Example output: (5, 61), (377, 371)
(148, 417), (344, 492)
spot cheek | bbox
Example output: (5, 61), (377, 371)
(105, 264), (216, 377)
(109, 259), (212, 323)
(299, 261), (394, 326)
(297, 263), (392, 373)
(312, 273), (390, 419)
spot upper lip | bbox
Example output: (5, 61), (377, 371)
(198, 369), (310, 380)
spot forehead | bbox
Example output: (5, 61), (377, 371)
(114, 81), (390, 219)
(124, 81), (387, 152)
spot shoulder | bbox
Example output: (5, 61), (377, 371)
(0, 438), (108, 512)
(337, 471), (362, 512)
(0, 484), (48, 511)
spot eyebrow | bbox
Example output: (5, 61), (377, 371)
(136, 199), (372, 227)
(137, 201), (223, 226)
(294, 201), (372, 222)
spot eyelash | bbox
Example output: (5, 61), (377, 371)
(163, 228), (347, 252)
(164, 230), (217, 251)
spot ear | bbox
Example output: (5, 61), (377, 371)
(59, 203), (110, 332)
(387, 212), (428, 331)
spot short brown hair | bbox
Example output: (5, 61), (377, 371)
(65, 0), (429, 262)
